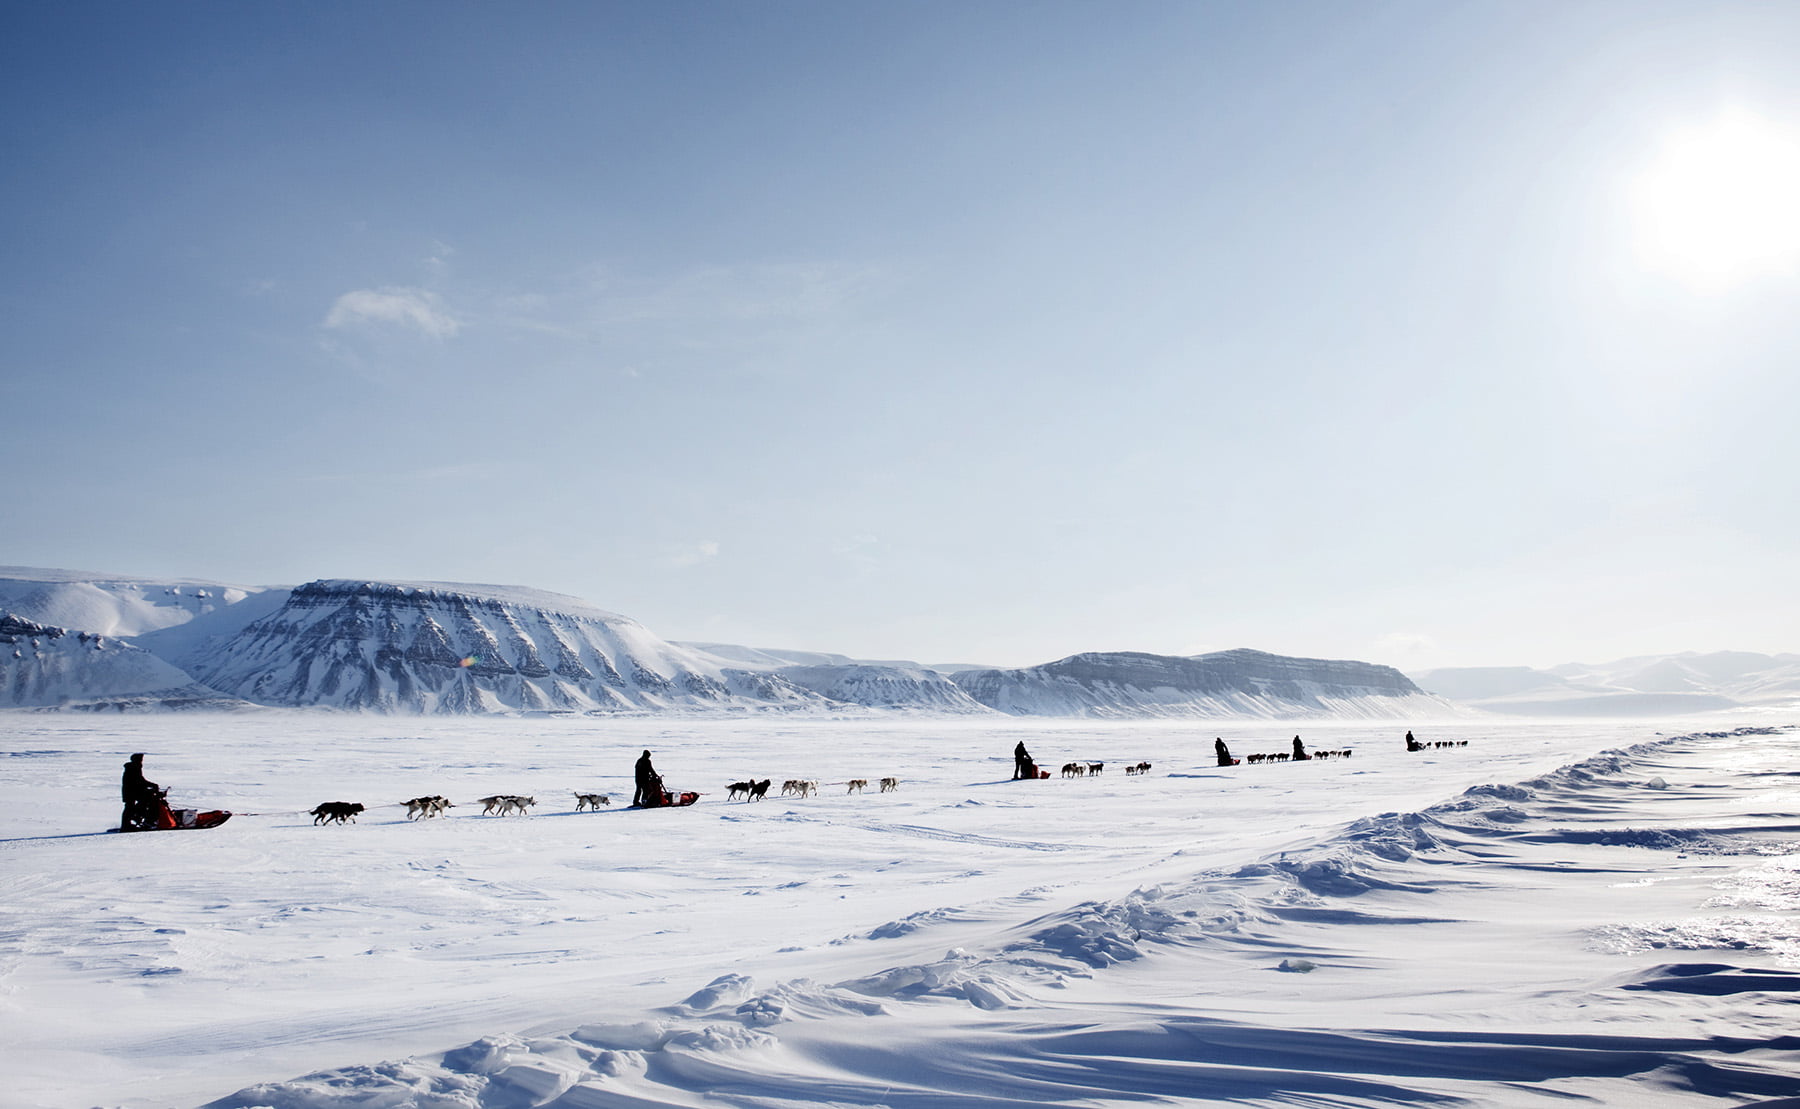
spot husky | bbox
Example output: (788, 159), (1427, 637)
(311, 801), (364, 825)
(574, 792), (610, 811)
(403, 795), (453, 820)
(878, 777), (898, 793)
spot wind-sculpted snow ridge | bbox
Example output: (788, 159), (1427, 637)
(181, 579), (840, 715)
(205, 725), (1800, 1108)
(952, 647), (1460, 719)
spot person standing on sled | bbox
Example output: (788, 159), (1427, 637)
(120, 753), (163, 831)
(633, 749), (661, 807)
(1215, 737), (1234, 766)
(1291, 735), (1309, 761)
(1405, 730), (1424, 752)
(1013, 740), (1035, 780)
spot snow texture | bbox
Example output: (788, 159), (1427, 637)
(4, 713), (1798, 1108)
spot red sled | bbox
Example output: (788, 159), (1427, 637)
(635, 790), (700, 809)
(121, 797), (232, 832)
(1037, 769), (1050, 779)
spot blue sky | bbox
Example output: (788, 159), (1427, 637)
(5, 0), (1798, 671)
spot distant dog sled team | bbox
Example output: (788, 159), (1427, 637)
(117, 727), (1457, 832)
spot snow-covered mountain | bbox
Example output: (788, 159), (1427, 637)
(772, 663), (994, 713)
(952, 648), (1452, 719)
(677, 642), (997, 712)
(5, 565), (1785, 719)
(0, 614), (243, 710)
(677, 642), (992, 674)
(1411, 651), (1800, 716)
(0, 566), (275, 637)
(177, 580), (833, 715)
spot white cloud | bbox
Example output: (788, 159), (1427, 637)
(324, 286), (461, 339)
(1370, 632), (1439, 663)
(667, 540), (721, 568)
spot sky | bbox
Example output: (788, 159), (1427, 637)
(4, 0), (1798, 673)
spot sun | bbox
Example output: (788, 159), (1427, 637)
(1630, 110), (1800, 289)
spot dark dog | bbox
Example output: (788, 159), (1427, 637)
(747, 778), (771, 801)
(311, 801), (364, 825)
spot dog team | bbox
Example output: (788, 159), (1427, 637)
(306, 730), (1442, 826)
(306, 774), (901, 826)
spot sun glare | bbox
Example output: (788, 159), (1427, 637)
(1631, 111), (1800, 289)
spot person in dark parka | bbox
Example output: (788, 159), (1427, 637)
(1291, 735), (1309, 761)
(1215, 737), (1234, 766)
(633, 750), (659, 807)
(1013, 740), (1035, 780)
(1405, 730), (1424, 752)
(120, 753), (162, 831)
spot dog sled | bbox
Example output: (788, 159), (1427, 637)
(118, 793), (232, 833)
(633, 788), (700, 809)
(630, 774), (700, 809)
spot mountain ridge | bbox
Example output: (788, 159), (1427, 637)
(0, 566), (1788, 717)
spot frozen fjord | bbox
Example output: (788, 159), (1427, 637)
(2, 713), (1797, 1108)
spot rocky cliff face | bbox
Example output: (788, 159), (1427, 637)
(952, 648), (1448, 719)
(180, 580), (828, 715)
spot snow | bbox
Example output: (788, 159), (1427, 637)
(4, 712), (1799, 1108)
(0, 567), (273, 639)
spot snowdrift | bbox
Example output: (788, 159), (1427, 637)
(189, 722), (1800, 1109)
(6, 714), (1797, 1108)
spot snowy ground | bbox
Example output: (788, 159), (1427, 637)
(3, 712), (1799, 1108)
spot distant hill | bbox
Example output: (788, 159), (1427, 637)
(0, 565), (277, 638)
(951, 648), (1455, 719)
(1411, 651), (1800, 716)
(0, 613), (244, 711)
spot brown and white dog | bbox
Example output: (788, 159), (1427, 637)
(403, 795), (454, 820)
(574, 792), (610, 811)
